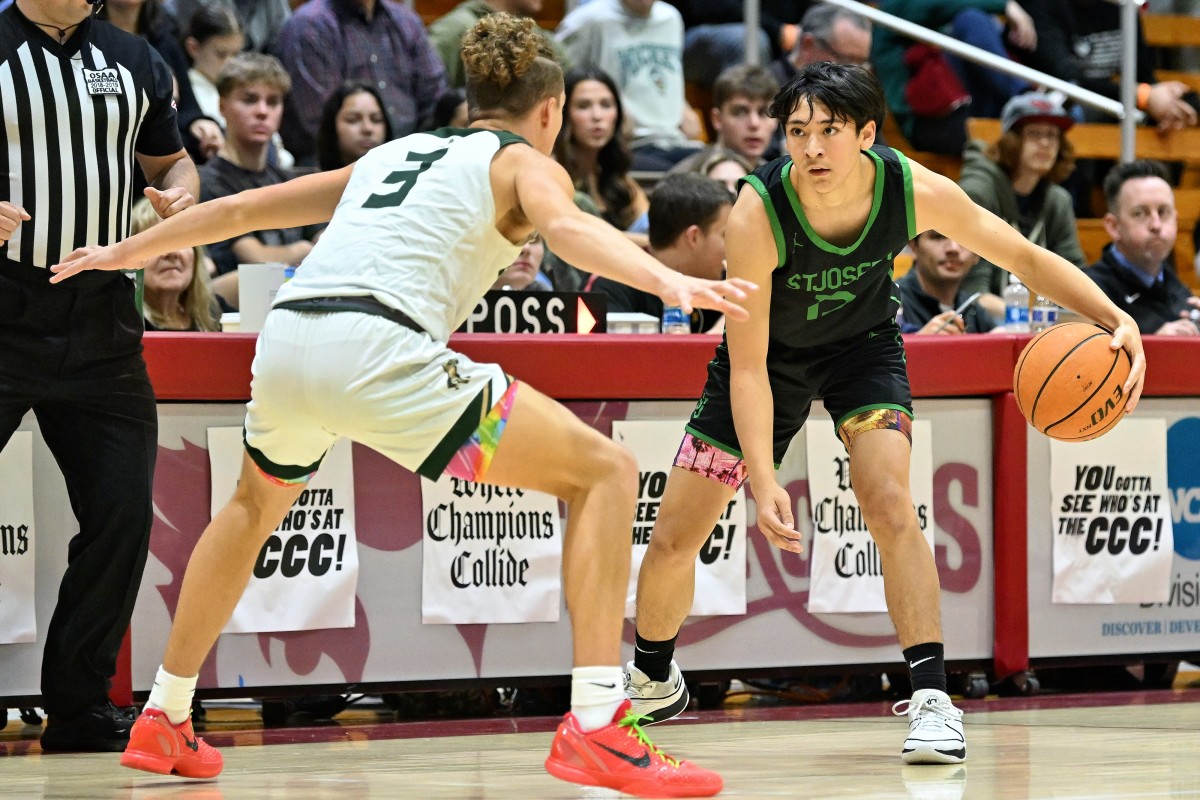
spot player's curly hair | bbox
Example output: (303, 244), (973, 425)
(461, 13), (562, 121)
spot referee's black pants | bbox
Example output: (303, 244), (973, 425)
(0, 261), (157, 719)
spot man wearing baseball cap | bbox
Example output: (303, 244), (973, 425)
(958, 91), (1086, 322)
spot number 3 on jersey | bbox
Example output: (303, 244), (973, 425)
(363, 148), (448, 209)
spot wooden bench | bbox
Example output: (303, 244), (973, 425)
(1157, 70), (1200, 95)
(882, 112), (963, 182)
(968, 117), (1200, 165)
(1076, 187), (1200, 291)
(1142, 13), (1200, 49)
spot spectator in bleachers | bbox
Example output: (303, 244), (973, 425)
(102, 0), (221, 162)
(769, 3), (871, 86)
(201, 54), (319, 305)
(275, 0), (447, 164)
(556, 0), (703, 171)
(696, 149), (754, 195)
(429, 0), (567, 89)
(181, 5), (241, 164)
(426, 88), (470, 130)
(668, 65), (779, 177)
(129, 199), (225, 332)
(958, 92), (1085, 323)
(553, 66), (650, 235)
(316, 81), (392, 171)
(167, 0), (292, 52)
(588, 173), (732, 333)
(664, 0), (809, 89)
(1023, 0), (1198, 132)
(1086, 160), (1200, 335)
(493, 235), (554, 291)
(898, 230), (995, 333)
(184, 6), (243, 126)
(185, 6), (295, 167)
(873, 0), (1035, 155)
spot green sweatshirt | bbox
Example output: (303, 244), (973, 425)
(957, 138), (1086, 297)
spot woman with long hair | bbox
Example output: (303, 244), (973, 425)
(315, 82), (393, 172)
(552, 65), (649, 233)
(129, 199), (223, 331)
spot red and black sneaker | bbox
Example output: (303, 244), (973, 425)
(120, 709), (223, 779)
(544, 699), (722, 798)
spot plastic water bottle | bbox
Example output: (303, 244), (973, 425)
(661, 305), (690, 334)
(1003, 275), (1030, 333)
(1030, 295), (1058, 332)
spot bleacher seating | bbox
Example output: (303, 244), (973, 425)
(965, 118), (1199, 291)
(881, 112), (962, 182)
(1142, 13), (1200, 49)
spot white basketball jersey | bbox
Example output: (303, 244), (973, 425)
(273, 129), (525, 343)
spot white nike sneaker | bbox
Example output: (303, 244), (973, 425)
(623, 660), (689, 724)
(893, 689), (966, 764)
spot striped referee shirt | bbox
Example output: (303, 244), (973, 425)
(0, 5), (182, 270)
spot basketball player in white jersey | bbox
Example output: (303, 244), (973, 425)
(51, 14), (751, 798)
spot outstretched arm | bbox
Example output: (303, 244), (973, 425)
(49, 166), (354, 283)
(910, 161), (1145, 413)
(509, 147), (755, 320)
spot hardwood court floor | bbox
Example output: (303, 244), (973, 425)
(4, 688), (1200, 799)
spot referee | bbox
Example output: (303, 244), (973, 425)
(0, 0), (199, 752)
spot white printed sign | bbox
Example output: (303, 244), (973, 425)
(0, 433), (36, 644)
(612, 420), (747, 618)
(209, 428), (359, 633)
(421, 476), (562, 624)
(1050, 419), (1174, 604)
(808, 419), (935, 613)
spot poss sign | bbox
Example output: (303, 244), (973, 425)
(458, 291), (607, 334)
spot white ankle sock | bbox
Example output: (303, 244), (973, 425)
(145, 666), (197, 726)
(570, 666), (625, 732)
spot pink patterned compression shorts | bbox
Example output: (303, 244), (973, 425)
(443, 381), (521, 482)
(673, 434), (749, 489)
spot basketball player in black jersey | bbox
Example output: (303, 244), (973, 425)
(624, 62), (1146, 766)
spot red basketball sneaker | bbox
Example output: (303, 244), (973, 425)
(544, 699), (722, 798)
(120, 708), (223, 778)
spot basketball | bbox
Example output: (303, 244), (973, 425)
(1014, 322), (1132, 442)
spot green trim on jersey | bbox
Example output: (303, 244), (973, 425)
(427, 126), (531, 149)
(834, 402), (914, 433)
(895, 149), (917, 241)
(684, 425), (744, 459)
(782, 149), (885, 256)
(743, 174), (786, 267)
(682, 425), (782, 469)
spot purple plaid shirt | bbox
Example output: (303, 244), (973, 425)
(276, 0), (447, 161)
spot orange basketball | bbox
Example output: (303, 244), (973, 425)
(1014, 322), (1132, 442)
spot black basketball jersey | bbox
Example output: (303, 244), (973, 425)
(740, 145), (916, 348)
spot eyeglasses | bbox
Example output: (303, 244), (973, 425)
(811, 34), (869, 67)
(1021, 126), (1062, 144)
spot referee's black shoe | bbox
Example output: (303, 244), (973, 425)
(41, 700), (134, 752)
